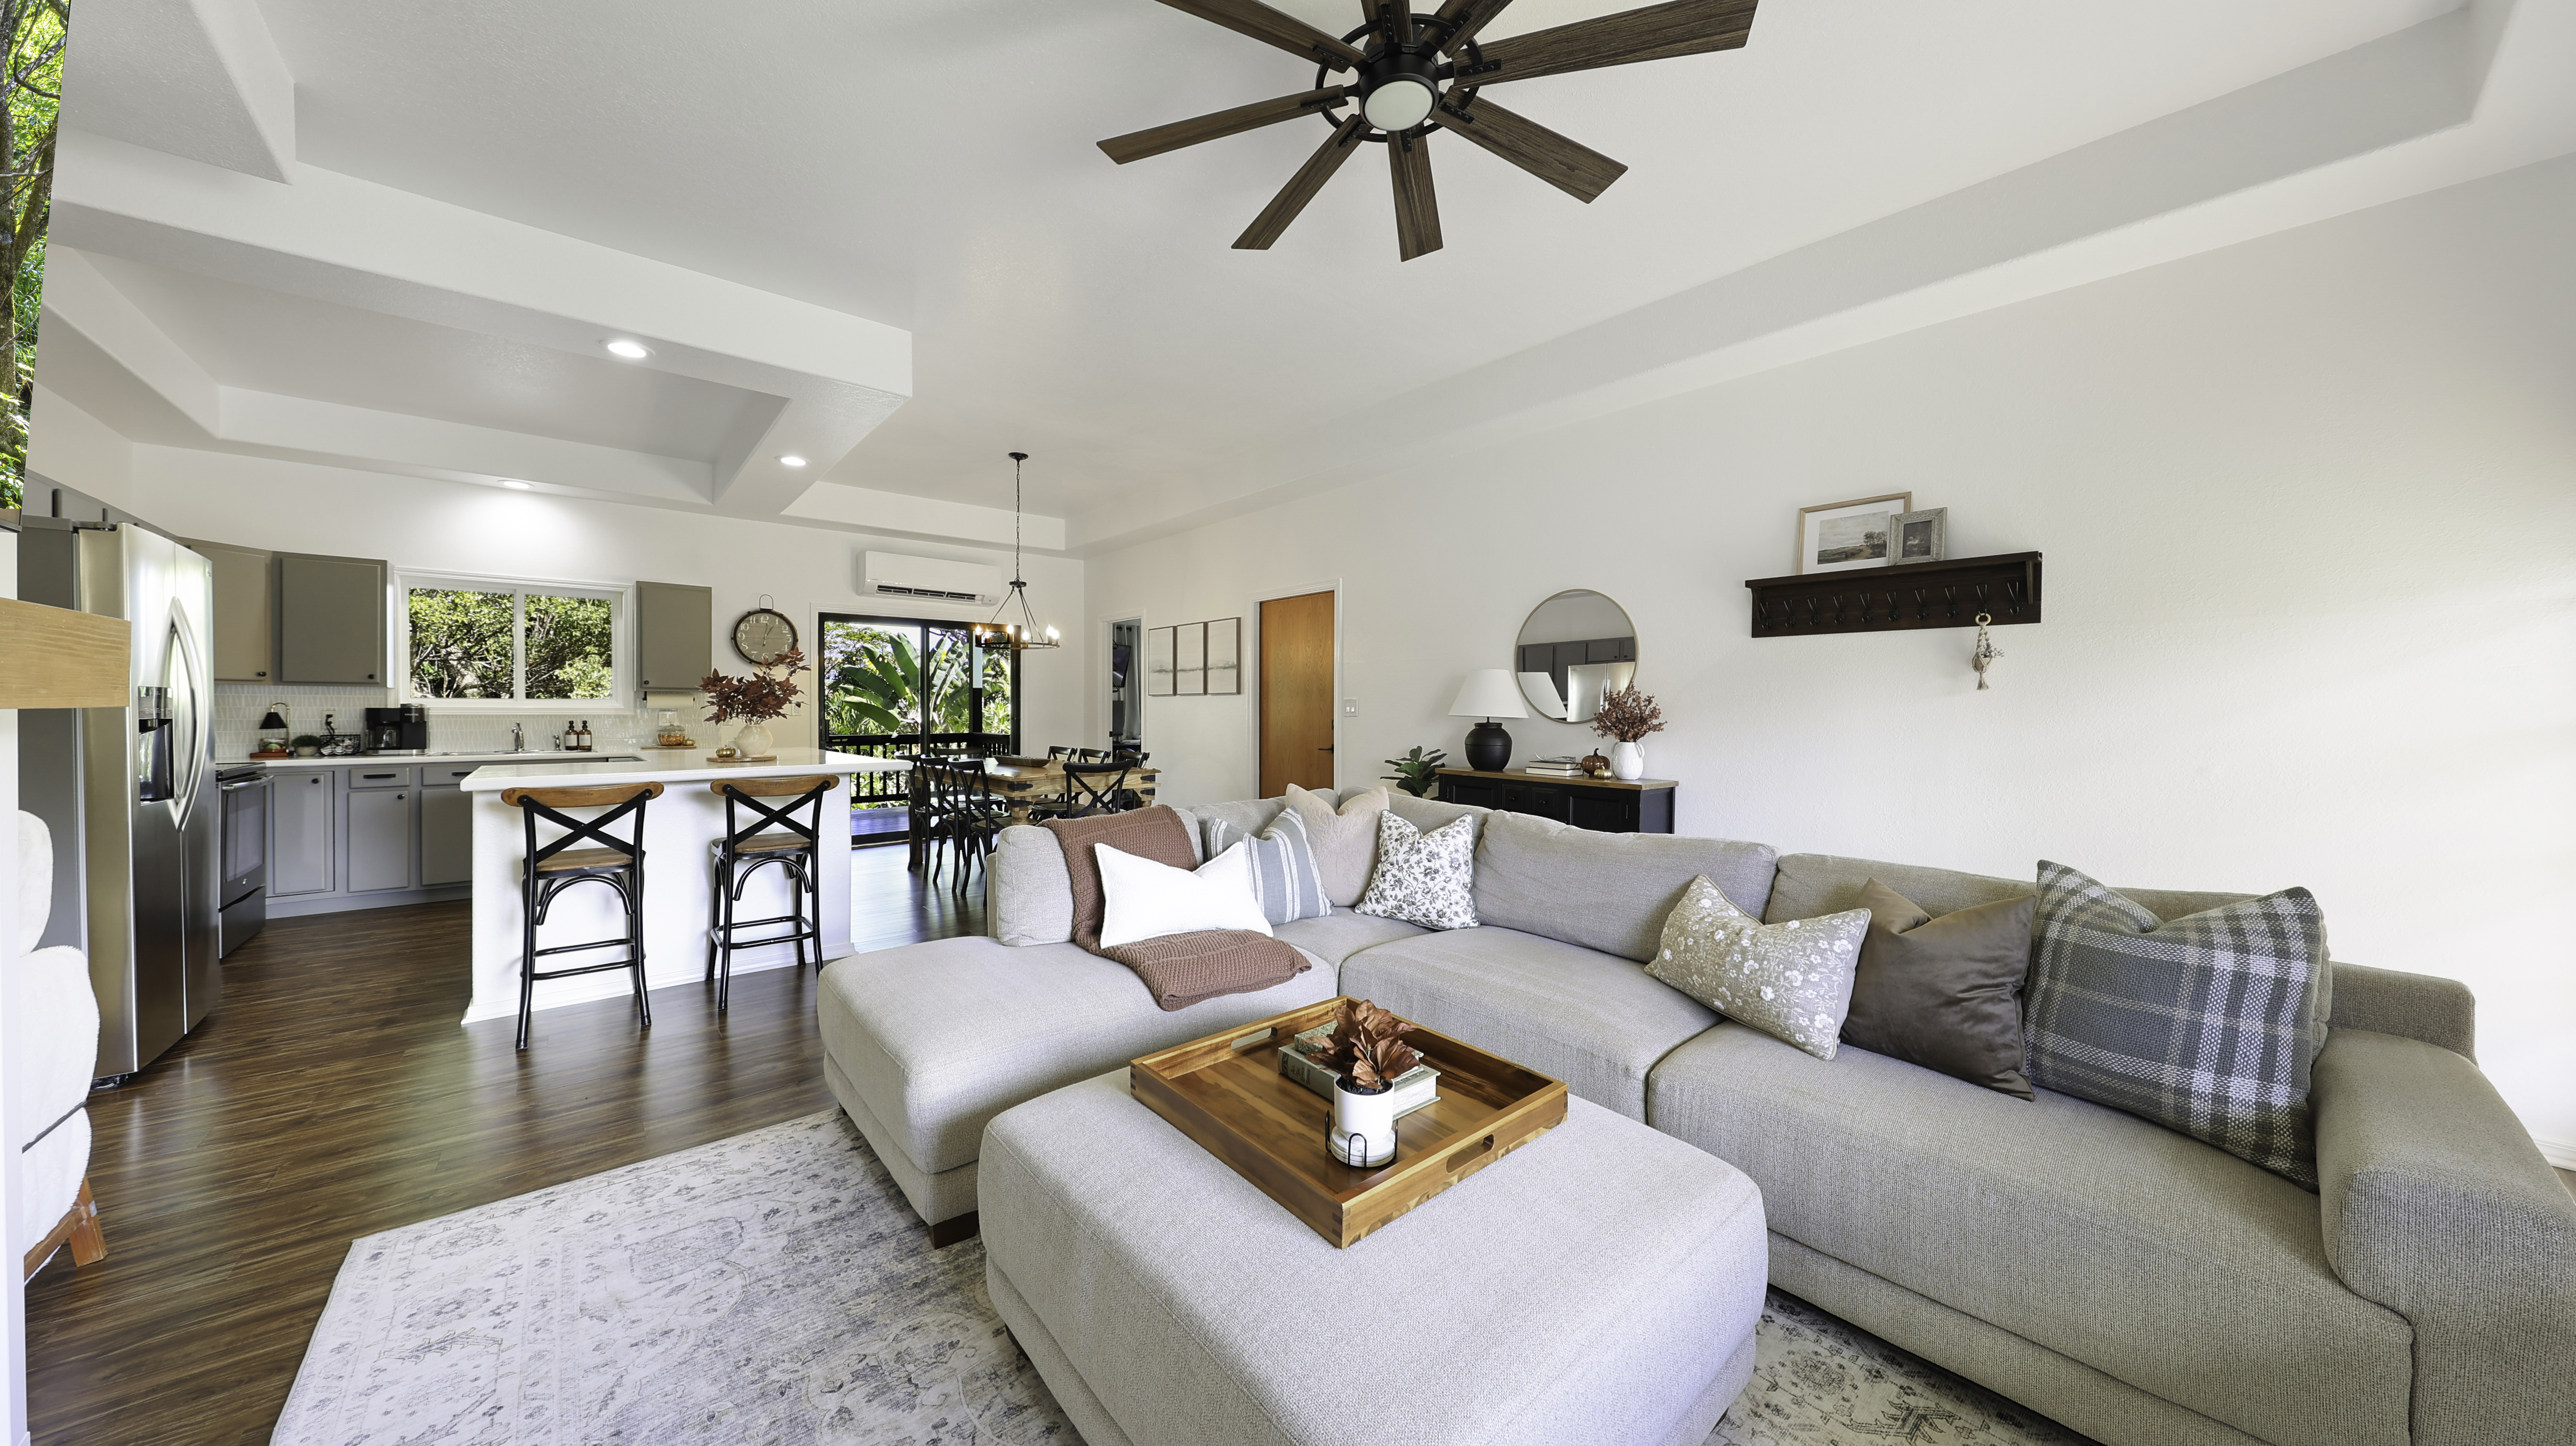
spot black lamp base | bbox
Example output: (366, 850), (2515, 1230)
(1464, 720), (1513, 772)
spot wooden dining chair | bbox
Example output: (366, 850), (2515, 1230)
(1042, 759), (1136, 821)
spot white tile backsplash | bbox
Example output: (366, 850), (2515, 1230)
(213, 684), (690, 759)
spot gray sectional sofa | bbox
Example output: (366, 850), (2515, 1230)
(815, 791), (2576, 1446)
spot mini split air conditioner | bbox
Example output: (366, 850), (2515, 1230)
(861, 551), (1007, 606)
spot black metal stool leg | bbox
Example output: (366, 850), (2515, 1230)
(716, 859), (736, 1014)
(629, 863), (652, 1029)
(704, 846), (723, 984)
(517, 876), (541, 1051)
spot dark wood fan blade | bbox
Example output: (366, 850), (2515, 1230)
(1151, 0), (1369, 70)
(1100, 88), (1352, 165)
(1466, 0), (1756, 85)
(1372, 0), (1417, 48)
(1434, 95), (1625, 201)
(1427, 0), (1514, 54)
(1389, 129), (1442, 261)
(1236, 115), (1372, 250)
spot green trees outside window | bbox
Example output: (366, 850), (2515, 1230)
(407, 582), (612, 701)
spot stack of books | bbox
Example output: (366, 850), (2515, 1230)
(1521, 756), (1588, 777)
(1278, 1025), (1441, 1120)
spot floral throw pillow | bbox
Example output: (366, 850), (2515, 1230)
(1649, 876), (1868, 1060)
(1353, 811), (1478, 931)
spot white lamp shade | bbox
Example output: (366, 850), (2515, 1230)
(1448, 668), (1531, 719)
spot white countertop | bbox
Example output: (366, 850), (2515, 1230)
(217, 750), (644, 770)
(456, 747), (905, 793)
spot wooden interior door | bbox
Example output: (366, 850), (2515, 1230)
(1260, 592), (1336, 796)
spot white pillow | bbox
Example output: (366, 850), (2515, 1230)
(1095, 840), (1274, 948)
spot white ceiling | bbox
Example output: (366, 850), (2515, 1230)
(41, 0), (2571, 551)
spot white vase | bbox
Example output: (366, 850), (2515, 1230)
(1329, 1076), (1399, 1167)
(731, 719), (775, 758)
(1611, 740), (1645, 780)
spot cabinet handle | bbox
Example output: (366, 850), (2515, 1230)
(396, 793), (406, 800)
(362, 773), (395, 779)
(256, 670), (266, 676)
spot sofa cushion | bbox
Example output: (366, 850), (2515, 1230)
(1175, 793), (1339, 864)
(2027, 861), (2327, 1189)
(816, 936), (1340, 1176)
(1843, 882), (2037, 1099)
(990, 824), (1076, 945)
(1354, 811), (1479, 930)
(1648, 876), (1866, 1060)
(1201, 809), (1332, 924)
(1288, 784), (1389, 907)
(1339, 927), (1717, 1120)
(1473, 813), (1778, 963)
(1386, 791), (1486, 846)
(1273, 911), (1426, 965)
(1647, 1025), (2413, 1446)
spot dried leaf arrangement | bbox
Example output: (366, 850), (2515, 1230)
(1304, 999), (1423, 1091)
(1589, 684), (1666, 744)
(700, 647), (808, 725)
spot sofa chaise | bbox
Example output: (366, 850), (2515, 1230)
(816, 791), (2575, 1446)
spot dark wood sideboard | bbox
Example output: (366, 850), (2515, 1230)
(1432, 768), (1675, 834)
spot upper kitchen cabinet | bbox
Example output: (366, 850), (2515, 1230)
(635, 581), (713, 691)
(276, 553), (389, 684)
(183, 539), (275, 682)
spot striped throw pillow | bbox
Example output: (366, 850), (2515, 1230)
(1202, 809), (1332, 925)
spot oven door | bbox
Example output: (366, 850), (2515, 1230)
(220, 773), (268, 906)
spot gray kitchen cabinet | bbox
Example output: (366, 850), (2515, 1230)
(346, 785), (413, 893)
(635, 580), (713, 691)
(419, 783), (475, 887)
(271, 770), (336, 895)
(277, 552), (388, 684)
(185, 538), (276, 682)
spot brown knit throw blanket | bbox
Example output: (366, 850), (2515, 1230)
(1044, 806), (1309, 1012)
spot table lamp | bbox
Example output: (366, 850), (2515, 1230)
(1448, 669), (1530, 772)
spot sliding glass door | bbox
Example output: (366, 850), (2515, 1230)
(818, 615), (1019, 843)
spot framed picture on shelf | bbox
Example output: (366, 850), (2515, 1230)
(1206, 617), (1241, 695)
(1890, 507), (1948, 564)
(1145, 626), (1175, 697)
(1796, 492), (1912, 574)
(1174, 621), (1207, 696)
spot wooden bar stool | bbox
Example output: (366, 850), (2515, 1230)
(502, 781), (664, 1051)
(703, 774), (839, 1012)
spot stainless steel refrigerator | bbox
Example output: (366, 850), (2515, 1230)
(18, 518), (221, 1082)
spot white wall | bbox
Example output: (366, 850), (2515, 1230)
(1088, 153), (2576, 1158)
(24, 387), (135, 512)
(111, 449), (1090, 754)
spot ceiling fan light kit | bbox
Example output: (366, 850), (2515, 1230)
(1099, 0), (1759, 260)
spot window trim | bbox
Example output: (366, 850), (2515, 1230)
(395, 568), (633, 711)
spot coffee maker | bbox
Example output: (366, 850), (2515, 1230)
(363, 704), (429, 755)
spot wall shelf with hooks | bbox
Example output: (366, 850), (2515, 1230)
(1745, 552), (2042, 637)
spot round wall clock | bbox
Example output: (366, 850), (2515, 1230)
(732, 605), (799, 666)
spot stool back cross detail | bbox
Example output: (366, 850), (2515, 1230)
(704, 774), (839, 1011)
(502, 781), (664, 1050)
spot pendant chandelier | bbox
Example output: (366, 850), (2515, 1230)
(978, 450), (1060, 653)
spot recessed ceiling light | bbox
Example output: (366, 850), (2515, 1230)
(603, 338), (652, 360)
(778, 455), (807, 468)
(501, 479), (533, 490)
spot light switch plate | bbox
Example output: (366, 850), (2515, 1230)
(1343, 698), (1359, 716)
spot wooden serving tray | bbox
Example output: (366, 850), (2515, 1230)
(1130, 997), (1568, 1248)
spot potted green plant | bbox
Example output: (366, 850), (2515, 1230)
(290, 734), (321, 758)
(1380, 745), (1447, 798)
(1306, 999), (1423, 1167)
(699, 648), (808, 759)
(1589, 685), (1665, 781)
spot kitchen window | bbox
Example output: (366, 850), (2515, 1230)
(398, 571), (626, 706)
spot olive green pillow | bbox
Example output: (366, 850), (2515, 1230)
(1840, 879), (2037, 1099)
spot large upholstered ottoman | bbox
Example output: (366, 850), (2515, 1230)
(979, 1070), (1768, 1446)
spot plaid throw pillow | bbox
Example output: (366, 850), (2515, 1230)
(1202, 809), (1332, 925)
(2025, 861), (2326, 1188)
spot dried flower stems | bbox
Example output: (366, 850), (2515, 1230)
(1589, 684), (1665, 744)
(700, 648), (808, 725)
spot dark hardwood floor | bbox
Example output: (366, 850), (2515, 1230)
(25, 839), (981, 1446)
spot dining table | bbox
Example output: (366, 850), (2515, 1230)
(906, 756), (1162, 868)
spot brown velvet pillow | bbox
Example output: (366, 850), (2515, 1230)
(1840, 879), (2037, 1100)
(1043, 806), (1198, 951)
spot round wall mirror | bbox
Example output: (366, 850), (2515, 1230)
(1515, 590), (1637, 723)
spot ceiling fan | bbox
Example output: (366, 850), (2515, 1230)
(1098, 0), (1759, 261)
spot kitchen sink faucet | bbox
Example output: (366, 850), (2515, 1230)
(510, 723), (524, 754)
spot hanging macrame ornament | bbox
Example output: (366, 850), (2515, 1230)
(1971, 613), (2003, 691)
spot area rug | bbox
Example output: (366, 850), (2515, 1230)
(274, 1109), (2098, 1446)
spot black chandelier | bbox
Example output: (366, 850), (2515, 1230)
(976, 450), (1060, 653)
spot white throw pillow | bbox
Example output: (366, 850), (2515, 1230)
(1095, 840), (1275, 948)
(1648, 875), (1868, 1060)
(1353, 811), (1479, 931)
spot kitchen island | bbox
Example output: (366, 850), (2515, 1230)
(458, 748), (903, 1028)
